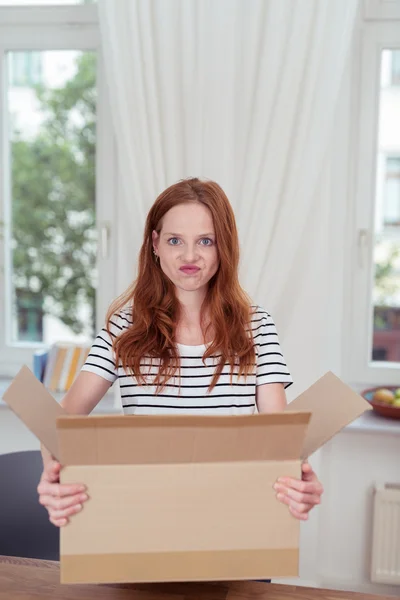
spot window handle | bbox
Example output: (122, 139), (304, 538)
(358, 229), (369, 269)
(100, 222), (111, 260)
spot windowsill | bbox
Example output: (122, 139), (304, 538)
(344, 381), (400, 435)
(343, 409), (400, 435)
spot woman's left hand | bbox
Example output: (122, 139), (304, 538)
(273, 461), (324, 521)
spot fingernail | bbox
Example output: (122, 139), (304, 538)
(78, 485), (86, 492)
(277, 493), (285, 501)
(75, 503), (82, 512)
(278, 478), (287, 484)
(80, 494), (88, 502)
(273, 483), (278, 491)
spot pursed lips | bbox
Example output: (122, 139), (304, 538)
(179, 265), (200, 275)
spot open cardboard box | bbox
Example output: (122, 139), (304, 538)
(3, 366), (371, 584)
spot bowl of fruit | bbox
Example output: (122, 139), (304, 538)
(361, 386), (400, 419)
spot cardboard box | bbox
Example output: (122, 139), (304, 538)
(3, 366), (371, 584)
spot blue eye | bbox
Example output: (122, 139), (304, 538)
(199, 238), (213, 246)
(168, 237), (180, 246)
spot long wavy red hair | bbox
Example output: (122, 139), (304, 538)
(106, 177), (255, 392)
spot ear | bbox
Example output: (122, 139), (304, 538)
(152, 230), (159, 254)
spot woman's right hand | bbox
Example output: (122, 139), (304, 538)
(37, 459), (88, 527)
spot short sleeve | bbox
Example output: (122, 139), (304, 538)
(253, 308), (293, 389)
(80, 313), (126, 383)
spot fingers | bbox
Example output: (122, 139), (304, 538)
(39, 491), (88, 511)
(276, 492), (314, 517)
(276, 476), (323, 496)
(48, 502), (84, 522)
(274, 483), (321, 507)
(38, 480), (86, 498)
(50, 516), (68, 527)
(42, 460), (61, 483)
(37, 462), (88, 528)
(301, 461), (316, 482)
(41, 490), (88, 528)
(274, 467), (324, 520)
(289, 506), (309, 521)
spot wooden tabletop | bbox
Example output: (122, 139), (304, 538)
(0, 556), (394, 600)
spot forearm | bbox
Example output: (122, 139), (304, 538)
(256, 382), (287, 413)
(40, 443), (53, 469)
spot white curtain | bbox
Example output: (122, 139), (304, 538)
(98, 0), (358, 389)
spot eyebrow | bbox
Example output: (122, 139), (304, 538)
(163, 232), (216, 237)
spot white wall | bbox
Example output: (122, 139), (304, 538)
(317, 429), (400, 597)
(0, 406), (40, 455)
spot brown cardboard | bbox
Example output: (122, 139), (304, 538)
(60, 459), (302, 583)
(57, 412), (310, 465)
(2, 364), (64, 459)
(57, 412), (309, 583)
(2, 366), (372, 584)
(286, 371), (373, 459)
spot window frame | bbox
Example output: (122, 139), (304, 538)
(0, 4), (116, 378)
(347, 19), (400, 386)
(364, 0), (400, 20)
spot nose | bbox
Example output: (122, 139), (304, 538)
(182, 242), (199, 263)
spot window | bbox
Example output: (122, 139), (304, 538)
(0, 3), (115, 377)
(372, 51), (400, 369)
(350, 21), (400, 385)
(9, 52), (42, 87)
(391, 50), (400, 86)
(8, 49), (97, 346)
(381, 48), (400, 88)
(382, 156), (400, 227)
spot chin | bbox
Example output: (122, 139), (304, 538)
(178, 283), (204, 292)
(173, 279), (208, 292)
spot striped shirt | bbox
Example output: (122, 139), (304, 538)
(81, 306), (292, 415)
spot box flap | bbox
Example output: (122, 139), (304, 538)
(286, 371), (372, 458)
(57, 412), (311, 465)
(2, 364), (65, 460)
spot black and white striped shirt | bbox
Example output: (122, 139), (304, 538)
(81, 306), (292, 415)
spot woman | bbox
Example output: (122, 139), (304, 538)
(38, 177), (323, 529)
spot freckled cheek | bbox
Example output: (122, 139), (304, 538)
(205, 252), (219, 275)
(160, 247), (180, 265)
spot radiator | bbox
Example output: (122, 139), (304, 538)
(371, 484), (400, 585)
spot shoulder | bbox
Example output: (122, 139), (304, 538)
(106, 307), (133, 337)
(250, 305), (275, 326)
(249, 305), (279, 341)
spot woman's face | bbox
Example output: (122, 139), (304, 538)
(152, 202), (219, 296)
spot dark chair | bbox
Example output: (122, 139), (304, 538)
(0, 450), (59, 560)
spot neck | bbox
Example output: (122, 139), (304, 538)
(175, 287), (207, 325)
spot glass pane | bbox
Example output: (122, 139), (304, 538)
(391, 50), (400, 87)
(371, 50), (400, 364)
(383, 157), (400, 225)
(7, 50), (97, 345)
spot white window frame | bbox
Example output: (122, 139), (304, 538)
(347, 17), (400, 387)
(364, 0), (400, 20)
(0, 4), (116, 378)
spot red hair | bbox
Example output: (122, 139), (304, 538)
(106, 178), (255, 392)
